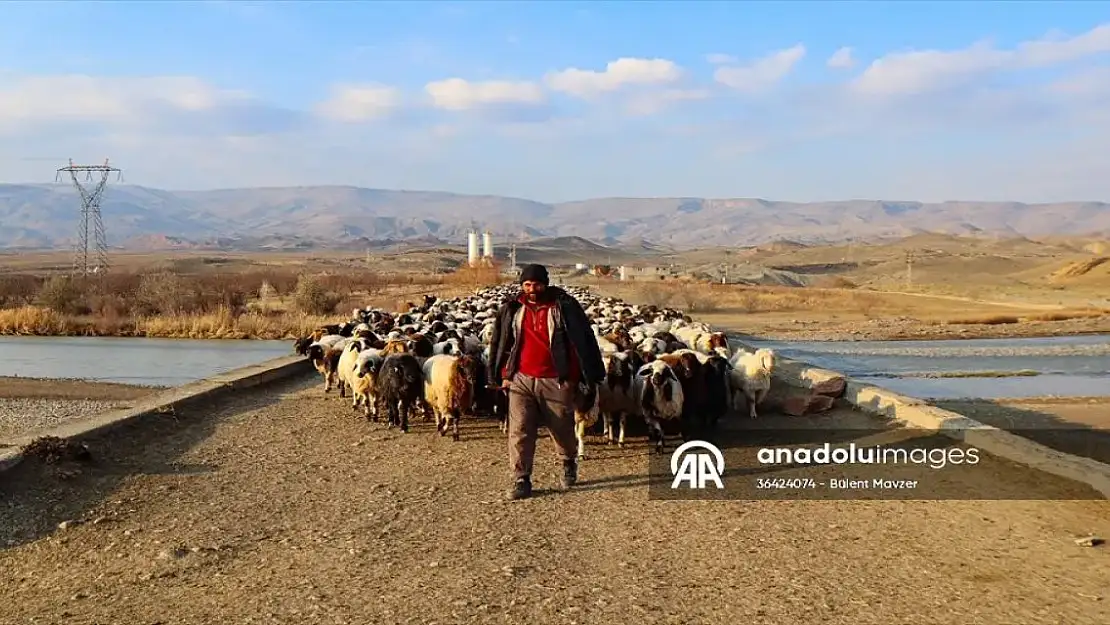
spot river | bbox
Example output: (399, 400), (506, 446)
(742, 334), (1110, 400)
(1, 334), (1107, 399)
(0, 336), (292, 387)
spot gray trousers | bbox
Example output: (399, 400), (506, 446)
(507, 372), (579, 480)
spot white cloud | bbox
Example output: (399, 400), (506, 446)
(544, 57), (683, 99)
(0, 75), (247, 127)
(713, 44), (806, 93)
(1048, 65), (1110, 100)
(851, 23), (1110, 98)
(315, 83), (403, 122)
(826, 47), (855, 70)
(1017, 24), (1110, 66)
(423, 77), (546, 110)
(624, 88), (713, 116)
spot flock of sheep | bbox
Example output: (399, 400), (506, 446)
(292, 284), (776, 456)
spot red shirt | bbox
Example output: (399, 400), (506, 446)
(504, 298), (580, 382)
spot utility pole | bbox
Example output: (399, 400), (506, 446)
(905, 250), (914, 290)
(56, 158), (122, 278)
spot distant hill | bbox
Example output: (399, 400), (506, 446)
(0, 182), (1108, 250)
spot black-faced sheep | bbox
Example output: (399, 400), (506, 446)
(374, 353), (425, 432)
(634, 360), (684, 455)
(598, 350), (642, 448)
(657, 350), (708, 442)
(700, 354), (733, 438)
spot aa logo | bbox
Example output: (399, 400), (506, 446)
(670, 440), (725, 489)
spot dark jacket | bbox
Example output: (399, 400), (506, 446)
(487, 286), (606, 387)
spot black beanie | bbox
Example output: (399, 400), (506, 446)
(519, 264), (549, 285)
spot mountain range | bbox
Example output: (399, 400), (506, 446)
(0, 183), (1107, 251)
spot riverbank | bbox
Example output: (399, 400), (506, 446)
(723, 312), (1110, 342)
(0, 377), (160, 442)
(584, 280), (1110, 342)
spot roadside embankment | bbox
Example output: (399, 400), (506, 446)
(731, 334), (1110, 499)
(0, 377), (163, 443)
(0, 355), (311, 472)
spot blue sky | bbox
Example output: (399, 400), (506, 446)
(1, 1), (1108, 203)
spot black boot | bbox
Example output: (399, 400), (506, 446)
(506, 476), (532, 500)
(561, 459), (578, 489)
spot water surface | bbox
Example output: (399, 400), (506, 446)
(0, 336), (292, 387)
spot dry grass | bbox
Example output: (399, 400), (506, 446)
(944, 315), (1022, 326)
(0, 305), (336, 339)
(592, 280), (885, 316)
(944, 308), (1110, 325)
(0, 261), (502, 339)
(1023, 309), (1110, 322)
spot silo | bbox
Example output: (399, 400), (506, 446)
(482, 231), (493, 258)
(619, 266), (628, 281)
(467, 231), (479, 266)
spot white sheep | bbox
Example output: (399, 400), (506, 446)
(637, 337), (667, 355)
(671, 347), (710, 364)
(730, 348), (775, 418)
(595, 334), (620, 354)
(335, 339), (369, 400)
(672, 325), (703, 349)
(349, 348), (384, 417)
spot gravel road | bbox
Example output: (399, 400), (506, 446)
(0, 377), (157, 443)
(2, 371), (1109, 624)
(0, 398), (131, 442)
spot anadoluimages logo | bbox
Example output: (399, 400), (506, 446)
(670, 440), (725, 489)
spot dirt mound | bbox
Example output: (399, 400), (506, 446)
(22, 436), (92, 464)
(1052, 257), (1110, 279)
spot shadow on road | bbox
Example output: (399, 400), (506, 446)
(0, 371), (318, 549)
(932, 398), (1110, 465)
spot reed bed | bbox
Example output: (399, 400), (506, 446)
(0, 263), (501, 339)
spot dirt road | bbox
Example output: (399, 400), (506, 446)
(3, 371), (1110, 624)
